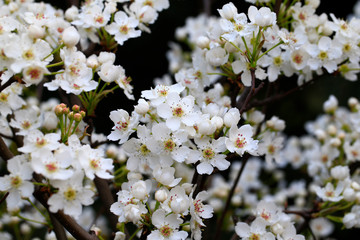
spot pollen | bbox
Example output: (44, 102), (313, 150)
(249, 233), (260, 240)
(202, 148), (215, 160)
(140, 144), (150, 155)
(159, 225), (172, 238)
(90, 159), (100, 169)
(292, 54), (303, 64)
(172, 106), (184, 117)
(194, 199), (204, 213)
(21, 121), (31, 129)
(23, 49), (34, 60)
(36, 137), (46, 147)
(235, 134), (247, 148)
(10, 176), (22, 188)
(120, 25), (129, 34)
(95, 16), (104, 24)
(164, 139), (175, 152)
(45, 163), (58, 173)
(116, 120), (129, 131)
(0, 93), (9, 102)
(273, 56), (283, 66)
(318, 51), (328, 60)
(64, 187), (77, 201)
(26, 68), (41, 80)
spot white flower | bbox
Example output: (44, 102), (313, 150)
(77, 145), (113, 180)
(157, 92), (199, 131)
(323, 95), (338, 113)
(235, 217), (275, 240)
(162, 186), (190, 215)
(48, 171), (94, 219)
(0, 155), (34, 211)
(105, 11), (141, 45)
(148, 209), (188, 240)
(248, 6), (276, 27)
(225, 124), (258, 156)
(141, 83), (185, 107)
(108, 109), (139, 144)
(255, 200), (281, 225)
(313, 182), (344, 202)
(223, 108), (240, 127)
(309, 217), (334, 238)
(205, 47), (229, 67)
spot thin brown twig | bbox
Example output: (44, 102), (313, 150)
(214, 154), (250, 240)
(0, 136), (14, 161)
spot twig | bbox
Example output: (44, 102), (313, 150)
(0, 136), (14, 161)
(214, 154), (250, 240)
(93, 177), (118, 233)
(49, 213), (67, 240)
(0, 192), (9, 205)
(0, 77), (16, 93)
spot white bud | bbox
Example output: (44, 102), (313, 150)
(43, 112), (58, 130)
(175, 27), (187, 40)
(132, 181), (148, 200)
(65, 6), (79, 21)
(306, 0), (320, 9)
(170, 197), (189, 214)
(295, 197), (305, 207)
(211, 116), (223, 129)
(343, 187), (356, 202)
(231, 195), (242, 206)
(105, 1), (117, 14)
(114, 231), (126, 240)
(87, 54), (99, 69)
(182, 183), (193, 195)
(330, 166), (349, 180)
(218, 2), (238, 20)
(98, 51), (116, 64)
(323, 95), (338, 114)
(224, 108), (240, 128)
(348, 97), (359, 108)
(327, 124), (337, 136)
(351, 181), (360, 191)
(127, 172), (142, 181)
(20, 223), (31, 234)
(28, 25), (45, 39)
(62, 26), (80, 47)
(271, 223), (284, 235)
(155, 189), (168, 202)
(198, 119), (216, 135)
(134, 99), (149, 115)
(330, 137), (341, 147)
(196, 36), (210, 49)
(314, 129), (326, 141)
(124, 204), (142, 223)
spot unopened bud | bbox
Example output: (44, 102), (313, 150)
(134, 99), (149, 115)
(72, 105), (80, 112)
(55, 105), (64, 116)
(155, 189), (168, 203)
(62, 26), (80, 48)
(196, 36), (210, 49)
(80, 110), (86, 118)
(74, 113), (82, 122)
(28, 25), (45, 39)
(67, 112), (74, 120)
(62, 107), (70, 115)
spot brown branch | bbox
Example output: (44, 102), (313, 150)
(93, 177), (118, 233)
(0, 136), (14, 161)
(0, 192), (9, 205)
(274, 0), (282, 16)
(0, 77), (16, 93)
(49, 213), (67, 240)
(214, 154), (250, 240)
(32, 173), (99, 240)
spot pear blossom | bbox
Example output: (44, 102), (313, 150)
(105, 11), (141, 45)
(0, 155), (34, 211)
(48, 171), (95, 219)
(148, 209), (188, 240)
(313, 182), (345, 202)
(235, 217), (275, 240)
(248, 6), (276, 27)
(225, 124), (258, 156)
(108, 109), (139, 144)
(142, 83), (185, 106)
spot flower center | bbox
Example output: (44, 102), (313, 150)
(318, 51), (328, 60)
(46, 162), (58, 173)
(21, 121), (31, 129)
(26, 67), (41, 80)
(159, 225), (173, 238)
(116, 120), (129, 131)
(23, 49), (34, 60)
(202, 148), (215, 160)
(90, 159), (100, 169)
(172, 106), (184, 117)
(249, 233), (260, 240)
(273, 56), (283, 66)
(120, 25), (129, 34)
(0, 93), (8, 102)
(10, 176), (22, 188)
(64, 187), (77, 201)
(235, 134), (247, 148)
(164, 139), (175, 152)
(292, 54), (303, 64)
(36, 137), (46, 147)
(140, 144), (150, 155)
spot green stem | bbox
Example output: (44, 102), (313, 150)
(17, 213), (50, 227)
(129, 228), (142, 240)
(42, 43), (65, 61)
(46, 61), (64, 68)
(44, 71), (64, 76)
(26, 198), (49, 222)
(257, 40), (284, 60)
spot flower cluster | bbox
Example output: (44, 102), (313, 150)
(1, 0), (360, 239)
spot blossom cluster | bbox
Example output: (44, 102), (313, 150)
(1, 0), (360, 239)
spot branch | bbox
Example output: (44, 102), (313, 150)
(214, 154), (250, 240)
(93, 177), (118, 233)
(33, 174), (99, 240)
(0, 136), (14, 161)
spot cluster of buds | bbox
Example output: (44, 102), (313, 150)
(55, 103), (86, 143)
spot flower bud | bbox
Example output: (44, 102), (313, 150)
(74, 113), (82, 122)
(72, 105), (80, 112)
(343, 187), (356, 202)
(155, 189), (168, 203)
(196, 36), (210, 49)
(224, 108), (240, 128)
(330, 165), (349, 180)
(87, 54), (99, 69)
(266, 116), (285, 131)
(43, 112), (58, 130)
(348, 97), (359, 112)
(218, 2), (237, 20)
(271, 223), (284, 235)
(65, 5), (79, 21)
(28, 25), (45, 39)
(62, 107), (70, 115)
(211, 116), (223, 129)
(62, 26), (80, 48)
(323, 95), (338, 114)
(134, 99), (149, 115)
(329, 137), (341, 147)
(67, 111), (74, 120)
(55, 104), (64, 116)
(132, 181), (148, 201)
(80, 110), (86, 118)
